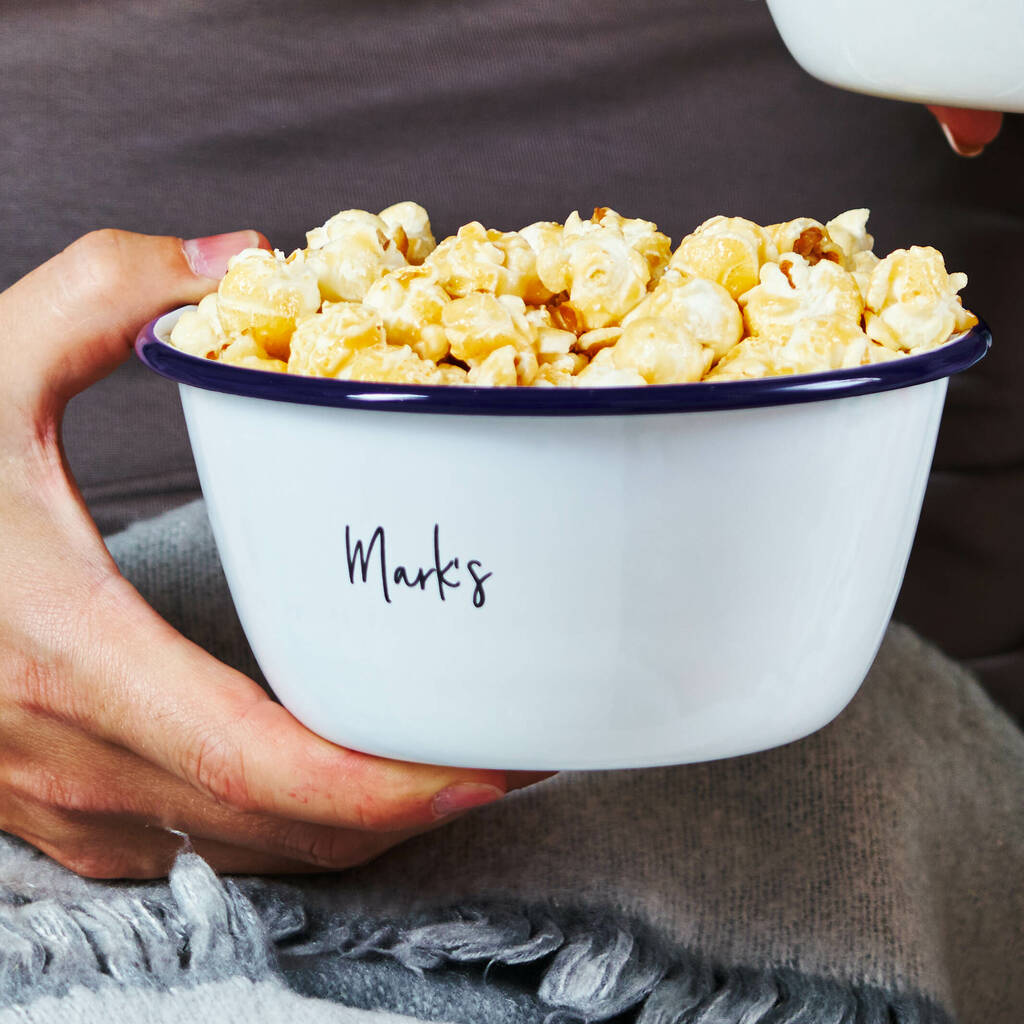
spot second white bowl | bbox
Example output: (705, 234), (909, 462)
(766, 0), (1024, 112)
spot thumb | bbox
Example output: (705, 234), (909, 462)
(927, 105), (1003, 157)
(0, 228), (267, 420)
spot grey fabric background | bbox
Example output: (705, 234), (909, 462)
(87, 500), (1023, 1024)
(0, 982), (428, 1024)
(3, 500), (1022, 1022)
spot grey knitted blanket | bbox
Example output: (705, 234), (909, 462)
(0, 501), (1021, 1024)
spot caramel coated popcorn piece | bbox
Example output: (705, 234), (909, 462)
(767, 218), (845, 266)
(825, 209), (875, 267)
(441, 293), (538, 384)
(669, 216), (777, 300)
(216, 248), (322, 360)
(217, 336), (288, 373)
(864, 340), (902, 364)
(575, 327), (622, 357)
(622, 273), (742, 361)
(467, 345), (519, 387)
(437, 363), (470, 385)
(340, 344), (441, 385)
(169, 294), (229, 359)
(305, 211), (408, 303)
(864, 246), (977, 352)
(608, 317), (708, 384)
(425, 223), (551, 302)
(534, 351), (589, 387)
(363, 266), (450, 362)
(287, 302), (385, 378)
(740, 253), (863, 342)
(525, 306), (576, 356)
(520, 221), (571, 295)
(707, 318), (869, 381)
(442, 293), (531, 362)
(574, 348), (647, 387)
(488, 229), (556, 304)
(703, 336), (776, 382)
(563, 227), (650, 330)
(850, 251), (881, 304)
(589, 207), (673, 282)
(378, 201), (436, 264)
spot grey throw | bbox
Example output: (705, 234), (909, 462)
(0, 500), (1021, 1024)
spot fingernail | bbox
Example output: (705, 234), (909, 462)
(431, 782), (505, 819)
(939, 122), (984, 158)
(183, 230), (261, 279)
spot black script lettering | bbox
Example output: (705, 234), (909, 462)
(432, 524), (461, 601)
(394, 565), (436, 590)
(344, 524), (490, 608)
(467, 560), (493, 608)
(345, 525), (391, 604)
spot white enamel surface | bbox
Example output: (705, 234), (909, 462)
(766, 0), (1024, 112)
(178, 376), (946, 770)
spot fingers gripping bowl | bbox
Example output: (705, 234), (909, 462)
(136, 205), (989, 769)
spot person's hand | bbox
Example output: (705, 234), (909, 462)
(0, 229), (548, 879)
(927, 105), (1003, 157)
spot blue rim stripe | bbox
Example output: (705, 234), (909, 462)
(135, 308), (991, 417)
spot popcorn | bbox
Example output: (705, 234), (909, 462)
(217, 336), (288, 373)
(703, 336), (777, 382)
(524, 211), (655, 328)
(850, 250), (881, 304)
(716, 317), (870, 381)
(442, 293), (531, 361)
(305, 212), (407, 303)
(622, 273), (742, 361)
(608, 317), (709, 384)
(574, 348), (647, 387)
(437, 363), (470, 386)
(525, 306), (576, 356)
(562, 227), (650, 330)
(575, 327), (622, 357)
(669, 216), (777, 300)
(425, 222), (552, 303)
(767, 218), (845, 266)
(216, 248), (322, 360)
(740, 253), (863, 342)
(589, 207), (672, 282)
(378, 201), (436, 264)
(286, 302), (385, 378)
(467, 345), (518, 387)
(363, 266), (450, 362)
(825, 209), (874, 267)
(169, 294), (229, 359)
(863, 246), (977, 352)
(535, 351), (589, 387)
(490, 229), (556, 304)
(707, 318), (868, 381)
(306, 209), (396, 251)
(520, 221), (570, 294)
(462, 342), (539, 387)
(864, 340), (902, 364)
(170, 202), (976, 389)
(441, 293), (539, 383)
(339, 344), (441, 385)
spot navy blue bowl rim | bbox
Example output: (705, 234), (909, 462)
(135, 308), (991, 417)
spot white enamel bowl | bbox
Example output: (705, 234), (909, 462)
(137, 311), (989, 770)
(766, 0), (1024, 112)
